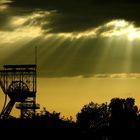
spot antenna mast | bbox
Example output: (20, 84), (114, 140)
(35, 46), (37, 65)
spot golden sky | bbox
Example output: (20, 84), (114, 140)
(1, 76), (140, 120)
(36, 77), (140, 120)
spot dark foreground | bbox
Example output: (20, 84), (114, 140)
(1, 97), (140, 140)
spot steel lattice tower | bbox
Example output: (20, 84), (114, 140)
(0, 64), (40, 119)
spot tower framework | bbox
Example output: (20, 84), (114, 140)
(0, 64), (40, 119)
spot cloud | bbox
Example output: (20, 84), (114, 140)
(2, 0), (140, 33)
(93, 73), (140, 79)
(0, 0), (10, 11)
(0, 0), (11, 5)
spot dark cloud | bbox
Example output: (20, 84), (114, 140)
(3, 0), (140, 33)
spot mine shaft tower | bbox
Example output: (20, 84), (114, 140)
(0, 64), (40, 119)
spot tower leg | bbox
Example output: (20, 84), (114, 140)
(0, 100), (15, 119)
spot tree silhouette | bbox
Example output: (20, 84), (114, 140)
(109, 97), (138, 140)
(76, 102), (110, 139)
(0, 97), (140, 139)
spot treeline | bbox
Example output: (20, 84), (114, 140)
(0, 97), (140, 140)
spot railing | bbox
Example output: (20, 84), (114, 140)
(16, 102), (40, 109)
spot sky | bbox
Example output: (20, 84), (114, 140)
(1, 0), (140, 119)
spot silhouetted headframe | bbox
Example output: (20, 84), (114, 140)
(0, 64), (40, 119)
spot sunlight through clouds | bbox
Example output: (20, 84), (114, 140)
(0, 26), (42, 43)
(0, 0), (11, 11)
(1, 14), (140, 44)
(128, 29), (139, 40)
(11, 11), (51, 28)
(106, 19), (129, 27)
(47, 19), (140, 41)
(99, 20), (140, 40)
(0, 11), (51, 43)
(60, 19), (140, 41)
(1, 16), (140, 77)
(11, 16), (29, 27)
